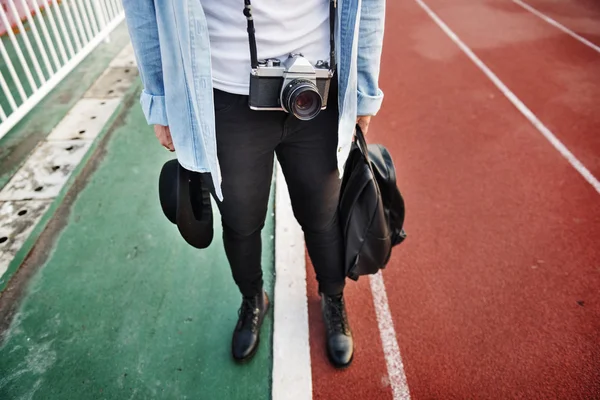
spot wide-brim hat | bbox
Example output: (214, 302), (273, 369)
(158, 159), (214, 249)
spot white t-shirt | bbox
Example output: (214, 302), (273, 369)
(202, 0), (331, 95)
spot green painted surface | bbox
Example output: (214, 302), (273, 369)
(0, 95), (275, 399)
(0, 22), (131, 189)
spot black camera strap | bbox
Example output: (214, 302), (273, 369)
(328, 0), (336, 70)
(243, 0), (337, 70)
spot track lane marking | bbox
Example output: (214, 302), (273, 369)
(414, 0), (600, 196)
(272, 163), (313, 400)
(370, 272), (411, 400)
(513, 0), (600, 54)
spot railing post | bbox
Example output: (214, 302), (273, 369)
(92, 0), (110, 43)
(0, 0), (125, 139)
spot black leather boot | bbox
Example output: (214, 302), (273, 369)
(232, 290), (269, 362)
(321, 292), (354, 368)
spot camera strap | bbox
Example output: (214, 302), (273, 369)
(243, 0), (337, 71)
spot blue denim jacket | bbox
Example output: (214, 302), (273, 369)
(122, 0), (385, 200)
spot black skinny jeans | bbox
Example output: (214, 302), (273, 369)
(208, 82), (345, 297)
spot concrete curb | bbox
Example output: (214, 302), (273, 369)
(0, 43), (140, 292)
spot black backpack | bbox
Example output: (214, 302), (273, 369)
(339, 126), (407, 280)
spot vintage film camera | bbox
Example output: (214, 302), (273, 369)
(243, 0), (336, 120)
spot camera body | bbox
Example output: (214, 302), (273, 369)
(248, 54), (333, 120)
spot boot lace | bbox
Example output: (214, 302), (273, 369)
(326, 295), (349, 334)
(238, 296), (260, 333)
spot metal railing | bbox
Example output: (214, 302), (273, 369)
(0, 0), (124, 139)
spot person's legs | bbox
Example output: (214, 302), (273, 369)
(275, 89), (345, 295)
(212, 89), (283, 297)
(275, 82), (353, 368)
(211, 88), (284, 362)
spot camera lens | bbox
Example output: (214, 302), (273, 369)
(281, 79), (322, 120)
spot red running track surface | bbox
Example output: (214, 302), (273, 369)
(306, 0), (600, 399)
(424, 0), (600, 180)
(307, 261), (394, 400)
(518, 0), (600, 45)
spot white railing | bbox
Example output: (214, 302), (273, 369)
(0, 0), (125, 139)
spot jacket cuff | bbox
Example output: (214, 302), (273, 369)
(140, 90), (168, 126)
(357, 88), (384, 116)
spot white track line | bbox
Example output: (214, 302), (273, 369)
(272, 164), (313, 400)
(513, 0), (600, 54)
(414, 0), (600, 195)
(370, 272), (411, 400)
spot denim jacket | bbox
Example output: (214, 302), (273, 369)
(122, 0), (385, 200)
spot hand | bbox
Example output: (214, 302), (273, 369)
(356, 116), (372, 135)
(154, 125), (174, 151)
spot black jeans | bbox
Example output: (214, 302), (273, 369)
(210, 83), (345, 297)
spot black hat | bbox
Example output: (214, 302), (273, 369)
(158, 159), (214, 249)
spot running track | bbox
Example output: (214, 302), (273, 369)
(304, 0), (600, 398)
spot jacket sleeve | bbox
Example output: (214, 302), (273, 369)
(122, 0), (168, 126)
(356, 0), (386, 116)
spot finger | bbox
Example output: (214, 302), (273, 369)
(159, 137), (174, 152)
(359, 122), (369, 135)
